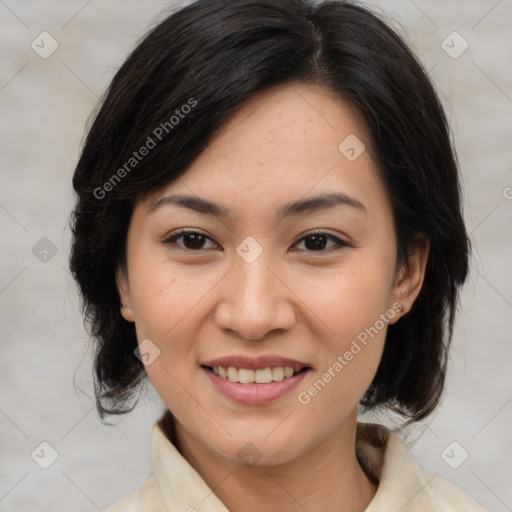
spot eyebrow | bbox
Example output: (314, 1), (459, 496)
(148, 191), (367, 220)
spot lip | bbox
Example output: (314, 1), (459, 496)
(202, 366), (310, 405)
(202, 355), (310, 372)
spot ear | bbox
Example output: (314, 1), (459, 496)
(116, 265), (135, 323)
(388, 234), (429, 324)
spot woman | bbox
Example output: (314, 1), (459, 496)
(69, 0), (486, 510)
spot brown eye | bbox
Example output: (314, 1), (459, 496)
(163, 230), (348, 253)
(163, 230), (219, 251)
(292, 232), (348, 252)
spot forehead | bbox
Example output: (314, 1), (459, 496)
(188, 82), (370, 174)
(142, 82), (388, 222)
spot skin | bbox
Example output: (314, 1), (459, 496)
(117, 82), (429, 512)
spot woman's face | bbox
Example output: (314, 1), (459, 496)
(118, 82), (426, 466)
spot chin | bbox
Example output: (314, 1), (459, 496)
(208, 428), (310, 468)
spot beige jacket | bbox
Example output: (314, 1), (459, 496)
(106, 419), (487, 511)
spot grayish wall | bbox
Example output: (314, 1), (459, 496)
(0, 0), (511, 510)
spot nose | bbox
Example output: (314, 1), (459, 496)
(213, 244), (296, 341)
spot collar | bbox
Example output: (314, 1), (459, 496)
(147, 414), (485, 511)
(152, 413), (230, 511)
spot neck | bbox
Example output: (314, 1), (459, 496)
(169, 410), (378, 512)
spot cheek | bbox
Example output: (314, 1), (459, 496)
(129, 250), (211, 339)
(128, 255), (222, 396)
(289, 250), (395, 341)
(295, 298), (389, 424)
(290, 250), (393, 402)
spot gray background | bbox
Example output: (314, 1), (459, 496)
(0, 0), (511, 510)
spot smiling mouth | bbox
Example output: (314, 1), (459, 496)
(203, 365), (310, 384)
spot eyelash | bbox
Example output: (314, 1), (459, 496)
(162, 229), (350, 253)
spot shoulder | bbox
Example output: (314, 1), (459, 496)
(356, 422), (487, 512)
(419, 471), (488, 511)
(104, 475), (168, 512)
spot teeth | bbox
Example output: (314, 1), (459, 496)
(211, 365), (305, 384)
(271, 367), (284, 381)
(255, 368), (272, 384)
(238, 368), (255, 383)
(227, 367), (238, 382)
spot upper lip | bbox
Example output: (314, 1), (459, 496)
(202, 355), (311, 371)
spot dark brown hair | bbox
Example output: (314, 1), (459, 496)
(70, 0), (470, 421)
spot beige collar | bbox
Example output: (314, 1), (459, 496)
(113, 415), (485, 512)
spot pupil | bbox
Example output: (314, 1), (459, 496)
(182, 234), (328, 251)
(185, 233), (204, 249)
(306, 235), (326, 251)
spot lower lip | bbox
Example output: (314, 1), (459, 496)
(202, 367), (310, 405)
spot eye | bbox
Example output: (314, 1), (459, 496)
(162, 229), (349, 253)
(291, 231), (349, 252)
(162, 230), (219, 251)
